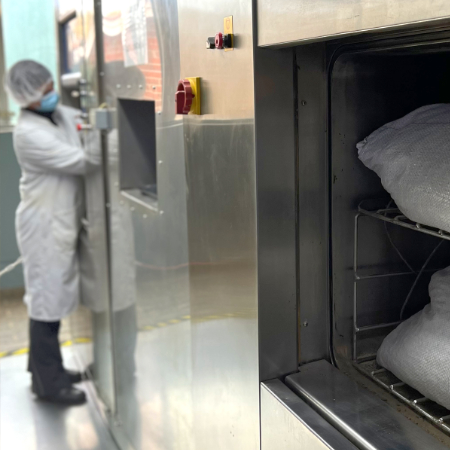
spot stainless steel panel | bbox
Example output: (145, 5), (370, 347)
(179, 1), (258, 449)
(287, 360), (449, 450)
(73, 0), (116, 412)
(254, 46), (298, 381)
(107, 122), (191, 450)
(185, 119), (258, 450)
(100, 0), (261, 447)
(101, 0), (192, 448)
(258, 0), (450, 47)
(261, 380), (357, 450)
(296, 43), (329, 364)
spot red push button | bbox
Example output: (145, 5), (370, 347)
(215, 32), (224, 49)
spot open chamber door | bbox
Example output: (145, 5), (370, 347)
(261, 23), (450, 450)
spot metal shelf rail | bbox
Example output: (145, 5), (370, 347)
(353, 199), (450, 435)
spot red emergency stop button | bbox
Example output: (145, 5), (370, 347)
(175, 79), (194, 115)
(215, 32), (224, 49)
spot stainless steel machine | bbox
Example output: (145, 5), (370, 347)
(56, 0), (450, 448)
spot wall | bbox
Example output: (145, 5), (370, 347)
(0, 0), (59, 289)
(0, 132), (22, 289)
(1, 0), (58, 123)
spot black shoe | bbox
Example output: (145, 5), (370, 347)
(40, 387), (87, 405)
(65, 369), (82, 384)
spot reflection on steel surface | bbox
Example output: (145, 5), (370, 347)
(101, 0), (259, 445)
(287, 360), (449, 450)
(122, 0), (149, 67)
(261, 380), (357, 450)
(102, 1), (162, 109)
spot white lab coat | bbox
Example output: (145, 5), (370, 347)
(14, 105), (98, 321)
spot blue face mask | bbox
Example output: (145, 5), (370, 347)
(37, 91), (59, 112)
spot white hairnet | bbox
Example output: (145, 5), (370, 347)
(4, 60), (53, 107)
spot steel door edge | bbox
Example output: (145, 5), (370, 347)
(261, 380), (357, 450)
(286, 360), (449, 450)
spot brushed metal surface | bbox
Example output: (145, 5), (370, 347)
(177, 1), (259, 447)
(99, 0), (260, 447)
(66, 0), (116, 412)
(258, 0), (450, 47)
(101, 1), (192, 448)
(184, 119), (258, 450)
(254, 46), (298, 381)
(295, 43), (330, 364)
(286, 360), (449, 450)
(261, 380), (357, 450)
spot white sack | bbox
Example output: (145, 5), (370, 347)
(357, 104), (450, 232)
(377, 266), (450, 410)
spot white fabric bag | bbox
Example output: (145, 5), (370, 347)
(377, 266), (450, 410)
(357, 104), (450, 232)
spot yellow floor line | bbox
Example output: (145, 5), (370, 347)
(0, 337), (92, 359)
(1, 312), (246, 358)
(74, 337), (91, 344)
(12, 348), (29, 356)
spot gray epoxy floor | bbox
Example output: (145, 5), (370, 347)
(0, 344), (118, 450)
(0, 292), (92, 354)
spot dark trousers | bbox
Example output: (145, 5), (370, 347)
(28, 319), (71, 397)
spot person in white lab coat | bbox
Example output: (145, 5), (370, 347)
(4, 60), (99, 405)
